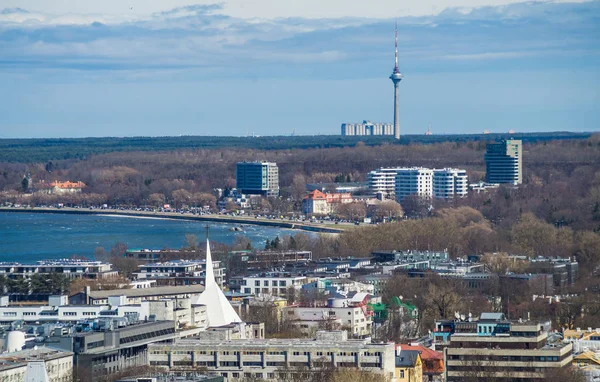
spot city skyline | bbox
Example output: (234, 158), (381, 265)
(0, 1), (599, 138)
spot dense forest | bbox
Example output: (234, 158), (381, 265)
(0, 132), (590, 163)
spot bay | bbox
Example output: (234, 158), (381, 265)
(0, 212), (298, 262)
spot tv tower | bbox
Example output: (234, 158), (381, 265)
(390, 23), (403, 140)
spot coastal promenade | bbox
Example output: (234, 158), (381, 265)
(0, 207), (345, 234)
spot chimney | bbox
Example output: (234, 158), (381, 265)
(85, 286), (91, 305)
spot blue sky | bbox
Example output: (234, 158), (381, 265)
(0, 1), (598, 138)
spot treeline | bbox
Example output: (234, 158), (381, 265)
(0, 132), (590, 163)
(5, 136), (600, 229)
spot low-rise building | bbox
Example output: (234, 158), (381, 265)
(37, 180), (86, 194)
(0, 347), (73, 382)
(133, 260), (225, 288)
(80, 285), (205, 305)
(49, 320), (177, 382)
(563, 328), (600, 352)
(395, 348), (422, 382)
(572, 350), (600, 381)
(235, 273), (308, 297)
(0, 259), (117, 279)
(148, 331), (396, 381)
(302, 190), (353, 215)
(283, 294), (373, 338)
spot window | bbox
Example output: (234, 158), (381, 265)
(255, 281), (260, 287)
(399, 370), (404, 378)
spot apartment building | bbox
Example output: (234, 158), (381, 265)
(133, 260), (225, 288)
(432, 168), (468, 199)
(283, 294), (373, 338)
(0, 259), (117, 279)
(485, 139), (523, 185)
(235, 273), (308, 297)
(302, 190), (353, 215)
(148, 331), (396, 382)
(368, 167), (404, 196)
(367, 167), (468, 201)
(441, 313), (573, 381)
(228, 250), (312, 271)
(236, 161), (279, 197)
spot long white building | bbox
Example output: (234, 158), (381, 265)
(149, 331), (396, 382)
(367, 167), (405, 196)
(368, 167), (468, 201)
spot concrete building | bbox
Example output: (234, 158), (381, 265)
(390, 26), (403, 140)
(485, 139), (523, 185)
(80, 285), (206, 305)
(133, 260), (225, 288)
(371, 250), (449, 264)
(0, 347), (73, 382)
(228, 250), (312, 272)
(148, 331), (396, 382)
(236, 161), (279, 197)
(0, 259), (117, 279)
(340, 121), (394, 136)
(51, 320), (178, 382)
(441, 313), (573, 381)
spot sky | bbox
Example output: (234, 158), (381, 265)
(0, 0), (598, 138)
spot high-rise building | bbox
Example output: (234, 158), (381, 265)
(236, 161), (279, 197)
(390, 24), (403, 140)
(485, 139), (522, 185)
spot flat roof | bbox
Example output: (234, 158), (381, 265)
(88, 285), (204, 299)
(0, 347), (72, 372)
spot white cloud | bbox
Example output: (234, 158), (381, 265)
(0, 0), (592, 24)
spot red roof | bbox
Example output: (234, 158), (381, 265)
(397, 344), (444, 374)
(304, 190), (327, 200)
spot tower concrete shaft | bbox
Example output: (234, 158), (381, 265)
(390, 23), (403, 140)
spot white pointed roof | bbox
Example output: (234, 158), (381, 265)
(195, 239), (242, 327)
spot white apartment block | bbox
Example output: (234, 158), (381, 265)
(368, 167), (468, 200)
(433, 168), (468, 199)
(149, 331), (396, 382)
(240, 273), (308, 297)
(283, 296), (373, 337)
(0, 347), (73, 382)
(394, 168), (433, 201)
(367, 167), (405, 196)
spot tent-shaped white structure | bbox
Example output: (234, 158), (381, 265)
(24, 360), (50, 382)
(194, 238), (243, 327)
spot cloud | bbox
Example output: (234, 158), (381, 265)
(0, 1), (598, 77)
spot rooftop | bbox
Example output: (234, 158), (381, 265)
(0, 347), (72, 372)
(88, 285), (205, 299)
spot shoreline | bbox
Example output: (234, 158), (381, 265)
(0, 207), (345, 234)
